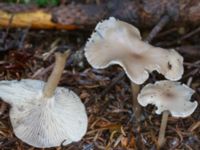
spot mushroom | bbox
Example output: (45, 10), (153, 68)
(0, 51), (88, 148)
(137, 80), (198, 147)
(84, 17), (183, 120)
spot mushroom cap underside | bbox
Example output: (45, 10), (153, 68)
(0, 79), (88, 148)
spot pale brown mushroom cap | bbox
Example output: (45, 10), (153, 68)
(84, 17), (184, 84)
(0, 79), (88, 148)
(137, 80), (198, 117)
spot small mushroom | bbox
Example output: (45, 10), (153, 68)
(0, 51), (88, 148)
(84, 17), (183, 120)
(137, 80), (198, 147)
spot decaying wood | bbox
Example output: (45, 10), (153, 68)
(0, 10), (78, 30)
(53, 0), (200, 27)
(176, 45), (200, 58)
(0, 0), (200, 30)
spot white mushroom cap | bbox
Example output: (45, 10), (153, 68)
(137, 80), (198, 117)
(84, 17), (184, 84)
(0, 79), (88, 148)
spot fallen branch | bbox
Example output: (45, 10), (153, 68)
(0, 0), (200, 30)
(176, 45), (200, 57)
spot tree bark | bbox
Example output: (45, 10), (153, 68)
(0, 0), (200, 29)
(51, 0), (200, 27)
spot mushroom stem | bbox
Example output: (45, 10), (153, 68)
(131, 82), (141, 121)
(158, 111), (169, 148)
(43, 51), (70, 98)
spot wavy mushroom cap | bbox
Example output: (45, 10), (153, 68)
(137, 80), (198, 117)
(84, 17), (184, 84)
(0, 79), (88, 148)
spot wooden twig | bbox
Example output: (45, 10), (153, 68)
(1, 14), (14, 44)
(180, 27), (200, 41)
(99, 71), (125, 98)
(18, 26), (30, 49)
(176, 45), (200, 57)
(31, 64), (54, 79)
(145, 15), (170, 42)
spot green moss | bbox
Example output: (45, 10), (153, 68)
(5, 0), (59, 7)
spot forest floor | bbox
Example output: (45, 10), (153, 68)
(0, 1), (200, 150)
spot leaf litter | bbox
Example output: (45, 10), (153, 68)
(0, 9), (199, 150)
